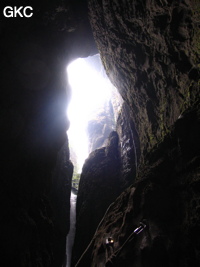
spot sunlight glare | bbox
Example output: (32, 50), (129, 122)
(66, 57), (112, 172)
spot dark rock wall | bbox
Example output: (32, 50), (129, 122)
(72, 131), (121, 265)
(0, 1), (97, 266)
(73, 0), (200, 266)
(51, 141), (73, 267)
(72, 104), (140, 265)
(75, 102), (200, 267)
(72, 103), (139, 266)
(0, 33), (69, 266)
(116, 102), (140, 188)
(88, 0), (199, 160)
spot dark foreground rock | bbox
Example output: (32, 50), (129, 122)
(75, 101), (200, 267)
(72, 131), (121, 265)
(0, 1), (96, 266)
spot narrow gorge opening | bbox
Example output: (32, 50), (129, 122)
(65, 54), (123, 267)
(66, 54), (123, 190)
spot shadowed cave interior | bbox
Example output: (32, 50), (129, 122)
(1, 1), (200, 267)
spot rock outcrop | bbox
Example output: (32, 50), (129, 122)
(72, 131), (121, 265)
(51, 141), (73, 267)
(75, 101), (200, 267)
(88, 0), (199, 160)
(72, 102), (142, 266)
(73, 0), (200, 266)
(116, 102), (140, 188)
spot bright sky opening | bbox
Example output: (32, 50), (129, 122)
(66, 55), (113, 172)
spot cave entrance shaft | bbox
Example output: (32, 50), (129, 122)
(66, 54), (122, 189)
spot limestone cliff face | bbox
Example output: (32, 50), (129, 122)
(72, 131), (121, 265)
(75, 102), (200, 267)
(88, 0), (199, 160)
(72, 103), (140, 265)
(116, 102), (140, 188)
(73, 0), (200, 266)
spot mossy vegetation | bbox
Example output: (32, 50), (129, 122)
(69, 145), (81, 190)
(72, 172), (80, 190)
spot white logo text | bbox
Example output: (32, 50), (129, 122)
(3, 6), (33, 18)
